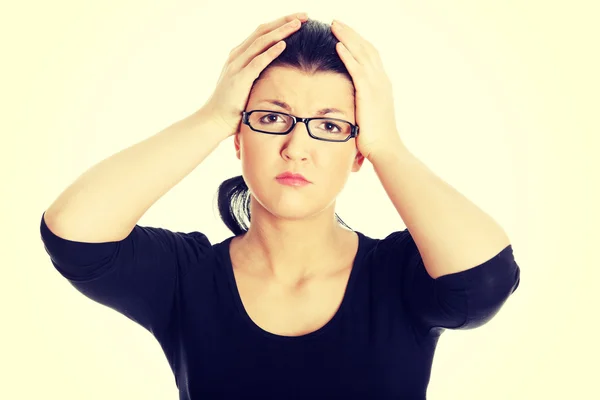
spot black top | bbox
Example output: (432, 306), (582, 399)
(39, 212), (520, 399)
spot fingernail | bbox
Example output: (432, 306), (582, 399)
(297, 12), (308, 19)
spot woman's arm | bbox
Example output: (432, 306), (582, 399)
(44, 108), (227, 243)
(371, 141), (512, 280)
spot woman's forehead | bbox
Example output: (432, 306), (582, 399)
(250, 70), (355, 116)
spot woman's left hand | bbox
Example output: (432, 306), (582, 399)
(331, 19), (403, 161)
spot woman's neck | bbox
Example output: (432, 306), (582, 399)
(234, 222), (353, 285)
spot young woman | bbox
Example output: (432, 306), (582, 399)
(40, 12), (520, 399)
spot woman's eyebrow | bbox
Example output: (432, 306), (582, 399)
(258, 99), (348, 117)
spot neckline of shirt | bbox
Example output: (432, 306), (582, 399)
(218, 230), (368, 342)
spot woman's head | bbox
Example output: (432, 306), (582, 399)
(217, 19), (364, 235)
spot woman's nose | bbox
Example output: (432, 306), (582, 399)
(282, 121), (312, 159)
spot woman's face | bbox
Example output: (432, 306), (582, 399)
(234, 66), (365, 222)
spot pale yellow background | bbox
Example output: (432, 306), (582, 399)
(2, 0), (597, 398)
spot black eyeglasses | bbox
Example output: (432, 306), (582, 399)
(241, 110), (359, 142)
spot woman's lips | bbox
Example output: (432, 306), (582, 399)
(275, 171), (311, 186)
(276, 177), (311, 187)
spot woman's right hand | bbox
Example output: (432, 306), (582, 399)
(200, 12), (309, 139)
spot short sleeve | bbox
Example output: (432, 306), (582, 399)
(378, 229), (520, 333)
(39, 212), (213, 338)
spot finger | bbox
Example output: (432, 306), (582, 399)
(233, 18), (302, 71)
(229, 13), (308, 61)
(331, 20), (375, 66)
(335, 41), (362, 80)
(243, 40), (288, 81)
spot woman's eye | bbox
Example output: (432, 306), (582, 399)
(321, 122), (341, 132)
(262, 114), (282, 123)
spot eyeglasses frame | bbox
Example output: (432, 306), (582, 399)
(241, 110), (359, 143)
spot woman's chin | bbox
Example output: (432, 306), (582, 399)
(269, 200), (333, 221)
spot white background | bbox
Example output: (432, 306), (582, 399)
(2, 0), (598, 398)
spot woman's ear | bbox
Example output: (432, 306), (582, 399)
(234, 132), (241, 160)
(352, 150), (365, 172)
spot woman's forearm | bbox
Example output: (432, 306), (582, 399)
(370, 140), (511, 279)
(44, 108), (227, 243)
